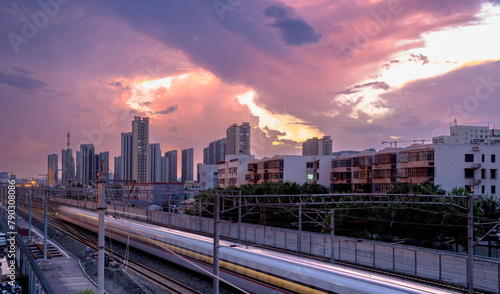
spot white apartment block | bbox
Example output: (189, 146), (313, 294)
(247, 155), (332, 187)
(433, 122), (500, 145)
(435, 144), (498, 196)
(218, 154), (255, 188)
(199, 164), (218, 190)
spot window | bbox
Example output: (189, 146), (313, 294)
(306, 162), (314, 168)
(492, 185), (496, 194)
(482, 154), (485, 162)
(492, 154), (496, 163)
(481, 169), (486, 179)
(491, 169), (497, 179)
(464, 169), (474, 178)
(465, 185), (474, 194)
(465, 154), (474, 162)
(307, 174), (314, 180)
(482, 185), (485, 194)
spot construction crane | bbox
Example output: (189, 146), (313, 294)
(381, 139), (430, 148)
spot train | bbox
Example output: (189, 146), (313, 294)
(54, 206), (454, 294)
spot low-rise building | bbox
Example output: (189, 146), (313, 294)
(435, 144), (498, 196)
(199, 164), (218, 190)
(218, 154), (255, 188)
(246, 155), (332, 187)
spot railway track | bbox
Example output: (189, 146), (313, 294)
(142, 219), (490, 294)
(23, 203), (492, 294)
(20, 206), (203, 294)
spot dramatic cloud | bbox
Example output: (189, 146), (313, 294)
(0, 67), (49, 92)
(337, 81), (391, 95)
(409, 53), (430, 65)
(0, 0), (499, 177)
(264, 5), (322, 46)
(153, 104), (179, 115)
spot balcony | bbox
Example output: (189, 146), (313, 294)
(472, 163), (482, 169)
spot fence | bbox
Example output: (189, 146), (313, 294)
(0, 207), (54, 294)
(55, 198), (500, 293)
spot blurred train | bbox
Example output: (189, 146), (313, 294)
(55, 206), (454, 294)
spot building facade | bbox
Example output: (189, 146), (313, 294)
(78, 144), (95, 184)
(302, 136), (333, 155)
(114, 156), (122, 181)
(121, 132), (133, 181)
(246, 155), (332, 187)
(434, 144), (498, 196)
(161, 156), (169, 183)
(433, 125), (489, 145)
(203, 138), (226, 164)
(199, 164), (218, 190)
(226, 122), (251, 155)
(218, 154), (254, 188)
(148, 143), (162, 182)
(165, 150), (178, 183)
(181, 148), (194, 182)
(61, 132), (75, 184)
(61, 148), (75, 184)
(47, 154), (58, 186)
(132, 116), (149, 183)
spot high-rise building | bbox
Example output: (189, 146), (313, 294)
(165, 150), (178, 182)
(78, 144), (95, 184)
(203, 138), (226, 164)
(132, 116), (149, 183)
(181, 148), (194, 182)
(161, 156), (169, 183)
(47, 154), (58, 186)
(61, 132), (75, 184)
(114, 156), (122, 181)
(94, 151), (109, 179)
(302, 136), (333, 155)
(226, 122), (251, 155)
(0, 172), (8, 184)
(121, 132), (133, 181)
(75, 151), (81, 180)
(148, 143), (162, 182)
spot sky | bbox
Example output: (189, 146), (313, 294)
(1, 0), (500, 178)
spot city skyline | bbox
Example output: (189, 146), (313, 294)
(1, 1), (500, 178)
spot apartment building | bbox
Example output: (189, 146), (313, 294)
(435, 144), (498, 196)
(302, 136), (333, 155)
(246, 155), (332, 187)
(218, 154), (255, 188)
(372, 148), (398, 193)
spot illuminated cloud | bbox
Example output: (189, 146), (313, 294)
(0, 0), (499, 177)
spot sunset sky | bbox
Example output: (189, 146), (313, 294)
(1, 0), (500, 178)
